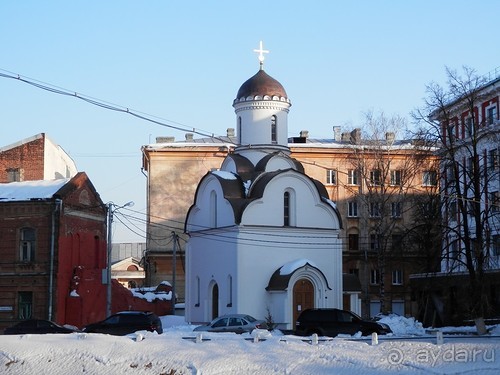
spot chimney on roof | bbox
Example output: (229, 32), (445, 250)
(300, 130), (309, 139)
(385, 132), (395, 143)
(227, 128), (235, 137)
(185, 133), (194, 141)
(350, 128), (361, 144)
(333, 126), (341, 141)
(156, 136), (175, 143)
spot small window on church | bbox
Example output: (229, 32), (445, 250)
(271, 115), (277, 144)
(284, 191), (290, 226)
(238, 117), (242, 144)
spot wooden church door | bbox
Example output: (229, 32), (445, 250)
(293, 279), (314, 326)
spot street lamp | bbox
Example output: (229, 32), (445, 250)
(106, 201), (134, 317)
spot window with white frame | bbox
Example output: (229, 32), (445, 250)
(7, 168), (22, 182)
(489, 148), (499, 171)
(370, 169), (381, 186)
(370, 269), (380, 284)
(422, 170), (437, 186)
(20, 228), (36, 262)
(370, 234), (380, 251)
(348, 169), (359, 185)
(326, 169), (337, 185)
(390, 170), (402, 186)
(391, 202), (402, 218)
(487, 105), (497, 125)
(465, 116), (474, 137)
(348, 233), (359, 251)
(348, 201), (358, 217)
(493, 235), (500, 257)
(369, 202), (381, 217)
(490, 191), (499, 213)
(392, 270), (403, 285)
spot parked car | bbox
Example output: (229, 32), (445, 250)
(4, 319), (80, 335)
(193, 314), (267, 334)
(295, 308), (392, 337)
(83, 311), (163, 335)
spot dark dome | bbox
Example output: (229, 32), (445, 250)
(235, 69), (287, 100)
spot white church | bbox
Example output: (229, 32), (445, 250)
(184, 43), (343, 329)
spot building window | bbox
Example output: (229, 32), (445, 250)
(227, 275), (233, 307)
(391, 202), (402, 218)
(370, 234), (380, 251)
(348, 234), (359, 251)
(370, 269), (380, 285)
(370, 169), (381, 186)
(18, 291), (33, 319)
(284, 191), (290, 226)
(465, 116), (474, 137)
(369, 202), (381, 217)
(489, 149), (499, 171)
(326, 169), (337, 185)
(423, 170), (437, 186)
(195, 276), (200, 306)
(271, 115), (277, 144)
(392, 234), (402, 251)
(349, 268), (359, 277)
(7, 168), (22, 182)
(490, 191), (499, 213)
(390, 170), (402, 186)
(20, 228), (36, 262)
(392, 270), (403, 285)
(348, 169), (359, 185)
(238, 117), (242, 144)
(487, 105), (497, 125)
(449, 200), (457, 221)
(210, 191), (217, 228)
(347, 201), (358, 217)
(493, 235), (500, 257)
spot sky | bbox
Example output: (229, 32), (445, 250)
(1, 1), (499, 243)
(1, 314), (500, 374)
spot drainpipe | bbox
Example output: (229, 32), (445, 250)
(48, 198), (62, 321)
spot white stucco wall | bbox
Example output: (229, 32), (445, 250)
(43, 136), (78, 179)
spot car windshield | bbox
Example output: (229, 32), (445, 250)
(243, 315), (256, 322)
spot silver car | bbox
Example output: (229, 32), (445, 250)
(193, 314), (267, 334)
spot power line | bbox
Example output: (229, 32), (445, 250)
(0, 68), (236, 145)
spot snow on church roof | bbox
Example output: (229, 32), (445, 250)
(0, 179), (70, 201)
(279, 259), (318, 275)
(211, 170), (237, 180)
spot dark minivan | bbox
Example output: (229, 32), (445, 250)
(295, 308), (391, 337)
(83, 311), (163, 335)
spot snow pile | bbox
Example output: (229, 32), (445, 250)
(377, 314), (426, 336)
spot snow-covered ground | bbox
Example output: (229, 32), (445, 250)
(1, 315), (499, 374)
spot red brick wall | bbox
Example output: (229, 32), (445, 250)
(0, 135), (45, 182)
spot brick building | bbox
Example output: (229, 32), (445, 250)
(0, 172), (108, 331)
(0, 133), (77, 183)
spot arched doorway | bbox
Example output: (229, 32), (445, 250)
(211, 283), (219, 320)
(293, 278), (314, 326)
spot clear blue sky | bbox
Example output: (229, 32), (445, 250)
(1, 1), (499, 242)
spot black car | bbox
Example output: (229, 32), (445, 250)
(83, 311), (163, 335)
(295, 308), (392, 337)
(4, 319), (80, 335)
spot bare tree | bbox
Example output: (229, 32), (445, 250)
(346, 111), (437, 314)
(412, 66), (500, 322)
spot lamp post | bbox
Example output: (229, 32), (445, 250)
(106, 201), (134, 317)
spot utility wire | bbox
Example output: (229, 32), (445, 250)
(0, 68), (236, 145)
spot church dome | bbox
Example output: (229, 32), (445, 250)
(235, 69), (288, 102)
